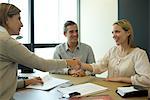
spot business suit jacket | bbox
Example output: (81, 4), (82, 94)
(0, 26), (67, 100)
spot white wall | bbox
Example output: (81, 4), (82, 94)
(80, 0), (118, 60)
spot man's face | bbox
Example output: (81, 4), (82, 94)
(64, 24), (78, 43)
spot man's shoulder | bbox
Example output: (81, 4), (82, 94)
(55, 43), (66, 48)
(80, 42), (92, 48)
(55, 43), (66, 51)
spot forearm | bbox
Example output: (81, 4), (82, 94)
(120, 77), (131, 83)
(119, 77), (131, 83)
(105, 77), (131, 84)
(49, 68), (69, 75)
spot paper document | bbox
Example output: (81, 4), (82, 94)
(95, 71), (108, 78)
(26, 75), (69, 90)
(57, 83), (108, 97)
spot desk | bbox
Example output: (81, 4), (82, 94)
(14, 72), (148, 100)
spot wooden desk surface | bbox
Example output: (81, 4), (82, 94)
(14, 74), (148, 100)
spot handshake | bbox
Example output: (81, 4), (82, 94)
(66, 59), (86, 77)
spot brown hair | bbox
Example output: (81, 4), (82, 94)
(0, 3), (21, 27)
(64, 20), (77, 33)
(113, 19), (136, 48)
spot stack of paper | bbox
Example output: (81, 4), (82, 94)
(57, 83), (108, 97)
(26, 75), (69, 90)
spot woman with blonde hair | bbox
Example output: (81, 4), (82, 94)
(81, 19), (150, 87)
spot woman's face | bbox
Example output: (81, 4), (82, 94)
(6, 14), (23, 35)
(112, 24), (130, 46)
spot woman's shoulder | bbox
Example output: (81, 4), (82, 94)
(131, 47), (149, 60)
(109, 46), (146, 54)
(0, 32), (11, 42)
(132, 47), (147, 54)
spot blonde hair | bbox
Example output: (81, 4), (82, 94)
(113, 19), (136, 48)
(0, 3), (21, 27)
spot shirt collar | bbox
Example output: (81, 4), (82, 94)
(65, 42), (80, 51)
(0, 25), (9, 35)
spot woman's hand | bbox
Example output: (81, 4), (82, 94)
(25, 77), (43, 86)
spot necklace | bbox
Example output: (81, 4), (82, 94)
(117, 58), (121, 65)
(117, 48), (133, 57)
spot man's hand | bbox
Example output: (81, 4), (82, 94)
(66, 59), (81, 70)
(69, 69), (86, 77)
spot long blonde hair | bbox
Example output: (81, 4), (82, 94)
(113, 19), (136, 48)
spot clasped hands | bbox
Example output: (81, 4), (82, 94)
(66, 59), (85, 77)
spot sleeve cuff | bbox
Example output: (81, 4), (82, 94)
(17, 79), (25, 89)
(63, 68), (69, 75)
(131, 76), (135, 85)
